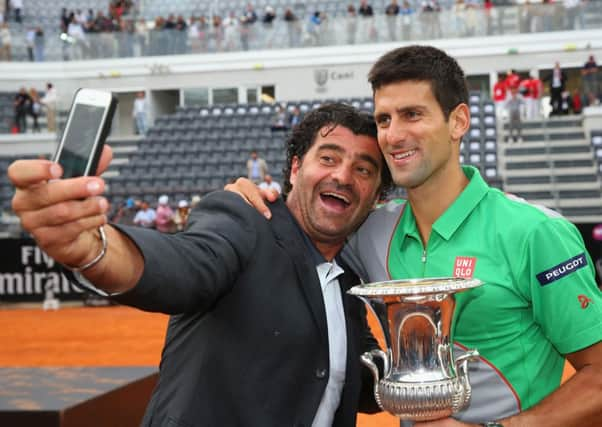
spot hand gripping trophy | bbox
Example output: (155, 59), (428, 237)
(348, 277), (483, 421)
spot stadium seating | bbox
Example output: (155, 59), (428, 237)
(0, 93), (501, 219)
(98, 94), (501, 207)
(501, 117), (602, 221)
(592, 130), (602, 175)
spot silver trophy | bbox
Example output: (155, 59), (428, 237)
(348, 277), (483, 421)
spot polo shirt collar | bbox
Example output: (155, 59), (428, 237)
(432, 166), (489, 241)
(399, 166), (489, 242)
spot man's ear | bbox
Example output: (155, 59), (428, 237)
(290, 156), (300, 187)
(449, 103), (470, 143)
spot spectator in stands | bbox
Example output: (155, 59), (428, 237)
(25, 27), (35, 61)
(67, 15), (87, 60)
(9, 0), (21, 24)
(492, 73), (507, 119)
(288, 106), (301, 127)
(0, 21), (10, 61)
(33, 26), (44, 61)
(345, 5), (358, 45)
(258, 174), (281, 194)
(28, 87), (41, 132)
(572, 88), (583, 114)
(133, 200), (156, 228)
(262, 5), (276, 25)
(240, 3), (257, 51)
(132, 91), (149, 135)
(136, 18), (149, 56)
(305, 11), (323, 46)
(190, 194), (202, 209)
(120, 19), (137, 58)
(453, 0), (468, 36)
(564, 0), (581, 30)
(174, 15), (188, 54)
(262, 3), (277, 47)
(420, 0), (441, 39)
(504, 68), (520, 94)
(40, 82), (57, 132)
(522, 69), (543, 120)
(484, 0), (494, 35)
(270, 105), (288, 131)
(399, 0), (414, 40)
(582, 55), (599, 106)
(358, 0), (376, 42)
(173, 199), (190, 231)
(283, 8), (300, 47)
(247, 150), (268, 184)
(164, 14), (177, 54)
(506, 86), (524, 143)
(211, 14), (223, 52)
(546, 61), (567, 116)
(155, 195), (175, 233)
(233, 45), (602, 427)
(559, 89), (572, 115)
(111, 197), (138, 226)
(60, 8), (70, 33)
(13, 86), (31, 133)
(7, 103), (390, 427)
(222, 11), (239, 51)
(385, 0), (400, 42)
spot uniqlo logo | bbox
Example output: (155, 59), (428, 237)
(454, 256), (477, 279)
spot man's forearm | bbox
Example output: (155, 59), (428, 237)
(502, 363), (602, 427)
(80, 225), (144, 294)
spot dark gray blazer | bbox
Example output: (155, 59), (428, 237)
(111, 191), (379, 427)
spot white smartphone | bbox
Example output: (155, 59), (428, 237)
(53, 88), (118, 178)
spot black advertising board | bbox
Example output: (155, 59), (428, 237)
(0, 238), (85, 302)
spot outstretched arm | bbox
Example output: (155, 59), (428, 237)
(9, 146), (144, 294)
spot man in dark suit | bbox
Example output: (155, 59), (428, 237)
(9, 103), (393, 427)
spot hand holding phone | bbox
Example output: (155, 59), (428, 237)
(53, 88), (117, 178)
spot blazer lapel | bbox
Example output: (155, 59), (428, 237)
(271, 201), (329, 345)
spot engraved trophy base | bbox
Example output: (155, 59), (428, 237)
(378, 378), (469, 421)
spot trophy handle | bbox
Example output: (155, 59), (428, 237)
(453, 349), (480, 411)
(360, 349), (388, 411)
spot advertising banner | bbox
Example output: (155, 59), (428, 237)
(0, 238), (84, 302)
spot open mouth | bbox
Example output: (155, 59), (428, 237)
(320, 192), (351, 211)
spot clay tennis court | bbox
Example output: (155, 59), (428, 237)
(0, 304), (397, 426)
(1, 305), (574, 426)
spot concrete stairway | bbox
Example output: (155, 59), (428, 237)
(498, 115), (602, 223)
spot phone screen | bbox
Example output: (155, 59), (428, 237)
(58, 103), (107, 178)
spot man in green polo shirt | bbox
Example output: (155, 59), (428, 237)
(231, 45), (602, 426)
(350, 45), (602, 427)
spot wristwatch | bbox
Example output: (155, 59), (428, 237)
(481, 423), (504, 427)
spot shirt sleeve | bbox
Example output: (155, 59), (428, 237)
(521, 218), (602, 355)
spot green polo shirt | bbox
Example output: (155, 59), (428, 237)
(345, 166), (602, 423)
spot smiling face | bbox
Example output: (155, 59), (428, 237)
(373, 80), (468, 193)
(286, 125), (383, 257)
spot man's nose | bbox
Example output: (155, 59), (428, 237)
(384, 120), (407, 146)
(331, 162), (353, 184)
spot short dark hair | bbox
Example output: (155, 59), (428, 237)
(368, 45), (468, 119)
(282, 103), (393, 197)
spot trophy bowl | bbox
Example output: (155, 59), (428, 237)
(348, 277), (483, 421)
